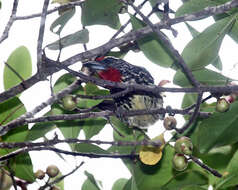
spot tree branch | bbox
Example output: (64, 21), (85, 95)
(0, 137), (163, 149)
(0, 146), (137, 162)
(0, 80), (80, 136)
(0, 0), (19, 43)
(37, 0), (50, 72)
(0, 0), (237, 102)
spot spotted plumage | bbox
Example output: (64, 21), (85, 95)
(83, 56), (163, 129)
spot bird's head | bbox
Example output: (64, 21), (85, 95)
(82, 56), (122, 82)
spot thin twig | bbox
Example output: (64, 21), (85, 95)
(109, 0), (149, 41)
(0, 146), (137, 162)
(0, 138), (163, 149)
(178, 92), (203, 134)
(0, 0), (19, 43)
(0, 106), (209, 131)
(126, 0), (200, 87)
(39, 162), (84, 190)
(0, 80), (81, 136)
(37, 0), (50, 72)
(190, 155), (222, 178)
(15, 1), (84, 20)
(0, 1), (237, 103)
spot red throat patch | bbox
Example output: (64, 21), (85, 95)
(95, 56), (105, 61)
(98, 68), (122, 82)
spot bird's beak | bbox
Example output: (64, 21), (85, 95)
(83, 61), (108, 71)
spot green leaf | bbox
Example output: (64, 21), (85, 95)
(215, 149), (238, 189)
(185, 22), (222, 70)
(0, 97), (28, 142)
(4, 46), (32, 92)
(51, 103), (81, 150)
(182, 16), (235, 70)
(195, 101), (238, 153)
(123, 177), (138, 190)
(9, 153), (35, 182)
(49, 171), (64, 190)
(124, 145), (175, 190)
(47, 29), (89, 50)
(26, 111), (57, 141)
(211, 56), (223, 71)
(229, 19), (238, 43)
(78, 83), (109, 109)
(226, 149), (238, 175)
(50, 8), (75, 34)
(82, 171), (101, 190)
(53, 73), (80, 94)
(161, 170), (208, 190)
(181, 185), (207, 190)
(112, 178), (128, 190)
(181, 93), (197, 109)
(215, 174), (238, 190)
(82, 118), (107, 139)
(74, 143), (109, 154)
(107, 117), (142, 155)
(173, 68), (232, 87)
(0, 98), (34, 182)
(130, 15), (173, 68)
(81, 0), (122, 29)
(175, 0), (230, 17)
(196, 145), (234, 186)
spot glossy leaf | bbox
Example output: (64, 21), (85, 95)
(0, 98), (34, 182)
(175, 0), (229, 17)
(196, 145), (234, 186)
(82, 118), (107, 140)
(182, 16), (235, 70)
(185, 22), (222, 70)
(181, 185), (207, 190)
(130, 15), (173, 68)
(0, 149), (35, 182)
(226, 149), (238, 175)
(79, 83), (109, 109)
(112, 178), (128, 190)
(26, 111), (57, 141)
(215, 174), (238, 190)
(47, 29), (89, 50)
(53, 73), (80, 94)
(123, 178), (138, 190)
(181, 93), (197, 109)
(185, 22), (199, 38)
(4, 46), (32, 92)
(173, 68), (232, 87)
(51, 103), (81, 149)
(161, 170), (208, 190)
(107, 117), (141, 155)
(82, 171), (101, 190)
(124, 145), (175, 190)
(195, 101), (238, 153)
(0, 97), (28, 142)
(229, 20), (238, 43)
(74, 143), (109, 154)
(50, 8), (75, 34)
(215, 149), (238, 189)
(9, 153), (35, 182)
(81, 0), (122, 29)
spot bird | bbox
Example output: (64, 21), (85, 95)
(82, 56), (164, 129)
